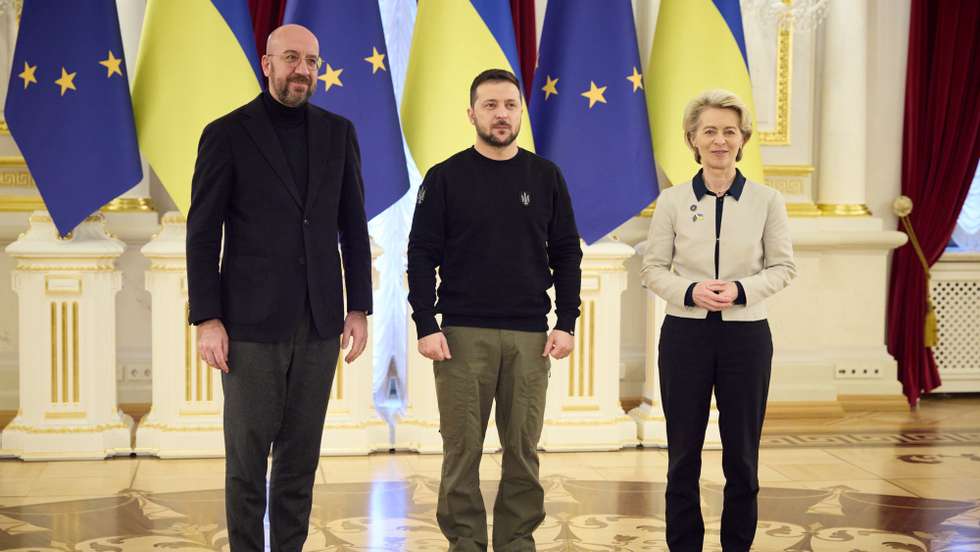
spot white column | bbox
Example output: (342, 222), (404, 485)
(816, 0), (871, 216)
(539, 241), (638, 451)
(1, 212), (131, 460)
(630, 289), (668, 446)
(396, 300), (444, 453)
(135, 212), (224, 457)
(320, 240), (389, 455)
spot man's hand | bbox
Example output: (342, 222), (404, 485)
(543, 329), (574, 359)
(693, 280), (734, 311)
(342, 311), (368, 363)
(418, 332), (452, 361)
(198, 319), (230, 373)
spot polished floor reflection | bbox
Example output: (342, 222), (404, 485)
(2, 398), (979, 550)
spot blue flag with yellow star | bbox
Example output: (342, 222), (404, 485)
(4, 0), (142, 236)
(284, 0), (409, 221)
(530, 0), (658, 243)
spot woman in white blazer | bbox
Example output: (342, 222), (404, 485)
(641, 89), (797, 552)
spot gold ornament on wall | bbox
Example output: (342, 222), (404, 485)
(893, 195), (936, 348)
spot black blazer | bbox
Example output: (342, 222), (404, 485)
(186, 94), (372, 343)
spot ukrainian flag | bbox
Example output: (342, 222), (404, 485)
(646, 0), (763, 185)
(401, 0), (533, 175)
(132, 0), (261, 214)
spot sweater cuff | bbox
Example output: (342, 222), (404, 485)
(684, 283), (697, 307)
(734, 281), (747, 305)
(555, 314), (577, 335)
(415, 315), (441, 339)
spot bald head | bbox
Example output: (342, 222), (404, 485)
(262, 24), (320, 107)
(266, 23), (318, 56)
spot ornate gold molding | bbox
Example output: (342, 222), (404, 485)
(4, 421), (127, 434)
(135, 422), (224, 433)
(28, 212), (103, 225)
(0, 156), (36, 190)
(16, 260), (116, 272)
(561, 404), (600, 412)
(640, 201), (656, 218)
(786, 203), (822, 217)
(817, 203), (872, 217)
(764, 164), (814, 177)
(148, 262), (188, 272)
(102, 197), (156, 213)
(0, 156), (26, 167)
(162, 212), (186, 224)
(764, 165), (819, 216)
(759, 5), (793, 145)
(0, 120), (7, 135)
(0, 196), (44, 211)
(44, 410), (87, 420)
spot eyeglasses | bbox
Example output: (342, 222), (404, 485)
(267, 52), (323, 71)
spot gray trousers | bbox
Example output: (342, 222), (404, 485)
(221, 309), (340, 552)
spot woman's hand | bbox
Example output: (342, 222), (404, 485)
(693, 280), (735, 311)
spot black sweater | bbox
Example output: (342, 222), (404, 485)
(261, 91), (308, 203)
(407, 147), (583, 338)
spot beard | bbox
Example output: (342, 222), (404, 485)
(476, 121), (519, 148)
(272, 68), (313, 107)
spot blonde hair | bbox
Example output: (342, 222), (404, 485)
(683, 89), (753, 163)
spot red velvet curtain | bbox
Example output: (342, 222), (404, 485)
(887, 0), (980, 406)
(510, 0), (537, 101)
(248, 0), (286, 59)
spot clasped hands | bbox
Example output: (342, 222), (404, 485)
(692, 280), (739, 311)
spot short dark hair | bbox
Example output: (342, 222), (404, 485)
(469, 69), (521, 106)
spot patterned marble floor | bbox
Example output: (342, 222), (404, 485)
(2, 398), (980, 551)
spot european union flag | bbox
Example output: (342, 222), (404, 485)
(284, 1), (410, 221)
(4, 1), (142, 237)
(530, 0), (659, 244)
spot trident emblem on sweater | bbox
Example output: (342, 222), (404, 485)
(520, 192), (531, 206)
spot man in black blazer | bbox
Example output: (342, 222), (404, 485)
(186, 24), (372, 551)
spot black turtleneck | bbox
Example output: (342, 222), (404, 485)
(261, 91), (309, 205)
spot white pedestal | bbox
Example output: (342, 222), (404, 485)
(396, 309), (445, 454)
(396, 308), (504, 454)
(539, 241), (638, 452)
(320, 240), (388, 455)
(135, 212), (224, 458)
(1, 212), (132, 460)
(629, 290), (721, 449)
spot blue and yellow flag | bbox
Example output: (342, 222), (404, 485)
(284, 1), (409, 220)
(4, 0), (142, 236)
(401, 0), (533, 176)
(646, 0), (763, 185)
(531, 0), (658, 243)
(132, 0), (261, 214)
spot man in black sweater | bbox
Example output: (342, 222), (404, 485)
(407, 69), (583, 552)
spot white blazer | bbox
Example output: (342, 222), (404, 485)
(641, 175), (797, 321)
